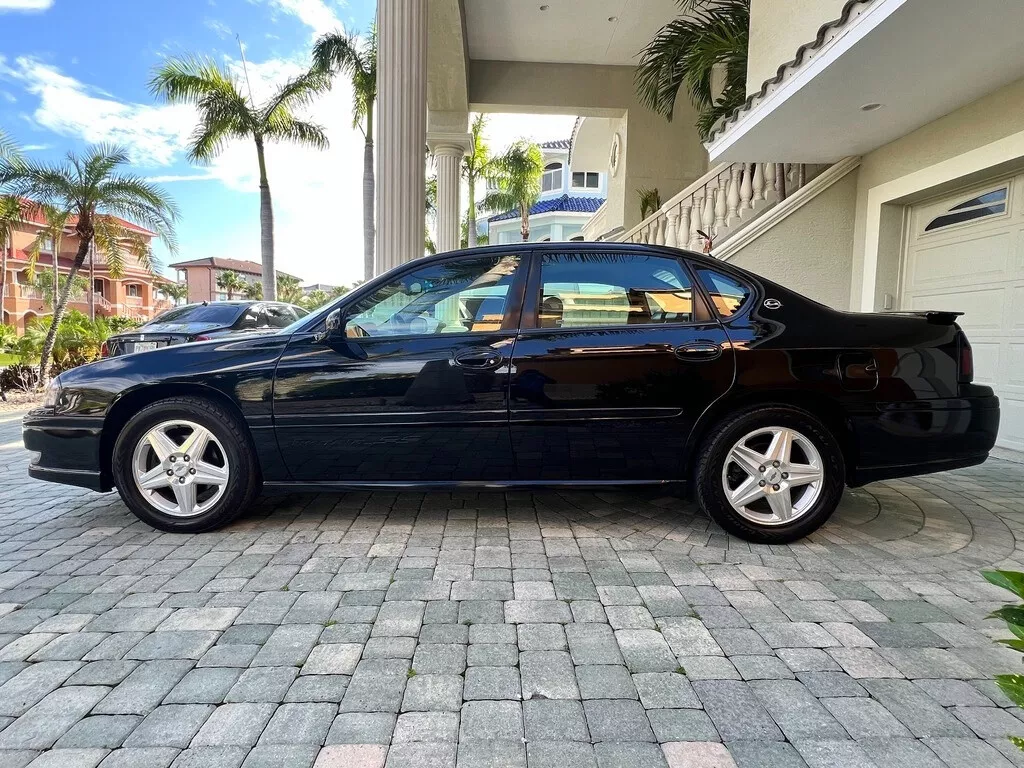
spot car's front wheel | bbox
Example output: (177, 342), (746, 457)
(694, 406), (845, 543)
(111, 396), (260, 532)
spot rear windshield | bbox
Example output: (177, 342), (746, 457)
(150, 304), (244, 324)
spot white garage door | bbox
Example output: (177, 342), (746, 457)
(904, 174), (1024, 455)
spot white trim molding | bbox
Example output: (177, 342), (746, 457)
(858, 128), (1024, 310)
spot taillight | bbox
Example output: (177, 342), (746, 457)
(100, 341), (109, 358)
(958, 333), (974, 383)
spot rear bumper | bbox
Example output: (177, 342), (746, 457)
(848, 393), (999, 486)
(23, 409), (111, 492)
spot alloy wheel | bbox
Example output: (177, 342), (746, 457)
(131, 420), (229, 517)
(721, 426), (824, 526)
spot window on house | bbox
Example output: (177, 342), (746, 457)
(925, 186), (1008, 232)
(538, 252), (695, 329)
(572, 172), (600, 189)
(126, 284), (141, 298)
(695, 268), (750, 318)
(542, 163), (563, 193)
(345, 254), (522, 338)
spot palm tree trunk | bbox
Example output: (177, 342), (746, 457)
(39, 235), (90, 383)
(88, 241), (95, 322)
(0, 237), (8, 319)
(363, 102), (375, 281)
(467, 175), (477, 248)
(521, 205), (530, 242)
(256, 138), (277, 301)
(52, 236), (60, 310)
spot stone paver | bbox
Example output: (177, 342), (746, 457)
(0, 412), (1022, 765)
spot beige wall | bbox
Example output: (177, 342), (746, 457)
(852, 76), (1024, 309)
(746, 0), (849, 95)
(469, 60), (709, 232)
(726, 167), (859, 310)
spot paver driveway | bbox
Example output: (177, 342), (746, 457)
(1, 409), (1024, 768)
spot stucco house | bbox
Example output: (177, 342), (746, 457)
(377, 0), (1023, 458)
(485, 139), (606, 245)
(170, 257), (301, 303)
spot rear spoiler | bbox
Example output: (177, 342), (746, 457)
(882, 310), (963, 325)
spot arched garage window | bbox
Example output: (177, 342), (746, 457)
(925, 186), (1007, 232)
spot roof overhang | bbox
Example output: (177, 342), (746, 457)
(707, 0), (1024, 163)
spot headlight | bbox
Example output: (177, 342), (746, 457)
(43, 377), (61, 409)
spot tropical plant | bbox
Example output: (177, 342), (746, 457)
(108, 316), (143, 333)
(25, 203), (73, 308)
(302, 289), (330, 310)
(0, 363), (39, 395)
(19, 310), (111, 376)
(329, 284), (352, 300)
(242, 281), (263, 300)
(425, 174), (438, 255)
(158, 281), (189, 305)
(0, 128), (19, 161)
(463, 114), (492, 249)
(31, 272), (88, 309)
(0, 144), (177, 382)
(635, 0), (750, 140)
(216, 270), (246, 300)
(0, 195), (22, 318)
(461, 213), (489, 249)
(638, 187), (663, 220)
(0, 323), (16, 354)
(150, 56), (329, 300)
(276, 273), (304, 305)
(313, 26), (377, 281)
(982, 569), (1024, 750)
(482, 141), (545, 242)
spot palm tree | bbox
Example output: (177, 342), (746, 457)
(276, 273), (304, 304)
(242, 281), (263, 300)
(25, 203), (73, 309)
(638, 187), (662, 220)
(150, 56), (329, 300)
(425, 175), (437, 255)
(0, 129), (18, 162)
(0, 195), (22, 322)
(302, 289), (330, 310)
(158, 281), (189, 305)
(635, 0), (750, 140)
(482, 141), (545, 242)
(463, 114), (492, 249)
(216, 270), (245, 300)
(313, 27), (377, 281)
(0, 144), (177, 381)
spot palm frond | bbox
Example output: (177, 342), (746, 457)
(259, 69), (331, 124)
(150, 55), (243, 104)
(312, 29), (367, 77)
(0, 129), (21, 162)
(265, 116), (330, 151)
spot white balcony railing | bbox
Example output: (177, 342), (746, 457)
(612, 162), (827, 251)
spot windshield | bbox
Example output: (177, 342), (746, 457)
(148, 304), (245, 325)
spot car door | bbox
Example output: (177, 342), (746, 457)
(273, 252), (527, 483)
(509, 248), (735, 481)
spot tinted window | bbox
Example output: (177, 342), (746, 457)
(236, 306), (261, 329)
(695, 268), (750, 318)
(265, 304), (298, 328)
(538, 252), (695, 329)
(150, 304), (243, 324)
(346, 254), (521, 338)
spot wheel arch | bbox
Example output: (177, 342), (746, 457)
(100, 383), (260, 487)
(685, 390), (858, 487)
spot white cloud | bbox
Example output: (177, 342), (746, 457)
(203, 18), (233, 40)
(0, 0), (53, 12)
(262, 0), (342, 37)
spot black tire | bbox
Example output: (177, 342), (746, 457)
(694, 405), (845, 544)
(111, 396), (261, 533)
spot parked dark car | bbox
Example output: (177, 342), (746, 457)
(102, 301), (309, 357)
(24, 243), (999, 543)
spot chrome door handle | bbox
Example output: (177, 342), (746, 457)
(452, 348), (503, 370)
(674, 342), (723, 361)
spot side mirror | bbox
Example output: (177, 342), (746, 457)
(315, 308), (342, 343)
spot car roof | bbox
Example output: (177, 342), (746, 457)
(403, 240), (723, 267)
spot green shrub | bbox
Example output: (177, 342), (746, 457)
(0, 323), (16, 354)
(20, 310), (112, 376)
(982, 569), (1024, 750)
(108, 316), (143, 333)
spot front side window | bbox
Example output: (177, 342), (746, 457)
(695, 268), (750, 318)
(345, 254), (521, 338)
(538, 252), (695, 329)
(265, 304), (298, 328)
(542, 163), (563, 193)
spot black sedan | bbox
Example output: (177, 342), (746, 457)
(24, 243), (999, 543)
(102, 300), (308, 357)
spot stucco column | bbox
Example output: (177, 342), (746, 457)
(376, 0), (428, 275)
(428, 134), (473, 253)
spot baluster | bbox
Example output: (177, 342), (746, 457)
(749, 162), (765, 201)
(667, 206), (682, 249)
(655, 215), (667, 246)
(740, 163), (754, 210)
(786, 163), (795, 184)
(701, 189), (715, 248)
(714, 180), (727, 232)
(726, 166), (741, 223)
(689, 194), (703, 249)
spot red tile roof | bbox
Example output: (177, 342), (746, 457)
(169, 257), (299, 280)
(17, 198), (157, 236)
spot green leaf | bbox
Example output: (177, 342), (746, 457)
(983, 570), (1024, 601)
(997, 675), (1024, 708)
(998, 638), (1024, 653)
(989, 605), (1024, 631)
(1010, 735), (1024, 753)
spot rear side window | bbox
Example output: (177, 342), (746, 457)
(538, 252), (696, 329)
(695, 268), (750, 318)
(265, 304), (298, 328)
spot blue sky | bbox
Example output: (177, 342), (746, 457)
(0, 0), (576, 285)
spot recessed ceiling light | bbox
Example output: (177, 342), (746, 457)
(608, 15), (618, 22)
(860, 102), (883, 112)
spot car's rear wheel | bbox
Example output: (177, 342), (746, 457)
(111, 396), (260, 532)
(694, 406), (845, 543)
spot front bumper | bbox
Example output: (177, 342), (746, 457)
(848, 393), (1000, 486)
(23, 409), (110, 492)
